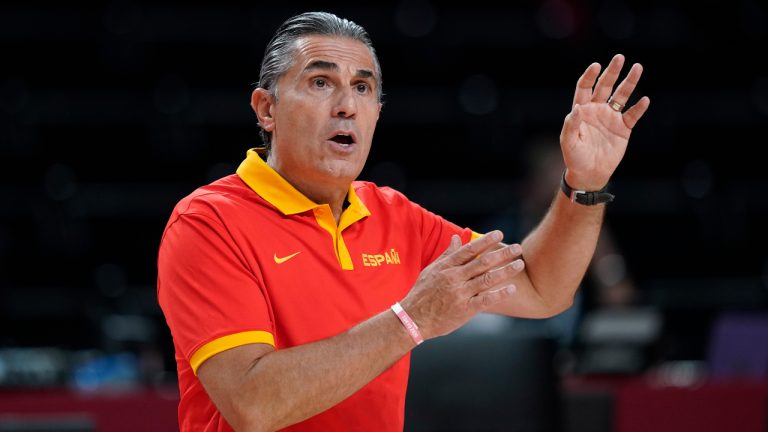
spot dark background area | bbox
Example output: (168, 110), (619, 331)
(1, 0), (767, 391)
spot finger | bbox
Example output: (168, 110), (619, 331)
(572, 63), (601, 107)
(465, 259), (525, 296)
(433, 234), (462, 267)
(607, 63), (643, 108)
(447, 235), (462, 254)
(622, 96), (651, 129)
(591, 54), (625, 103)
(444, 230), (503, 267)
(459, 243), (522, 281)
(560, 104), (583, 143)
(468, 284), (517, 312)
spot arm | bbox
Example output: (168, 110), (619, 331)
(198, 309), (414, 432)
(198, 231), (524, 431)
(485, 187), (605, 318)
(488, 54), (650, 318)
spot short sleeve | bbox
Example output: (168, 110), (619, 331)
(404, 198), (479, 268)
(157, 212), (274, 374)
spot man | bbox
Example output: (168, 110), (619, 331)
(157, 11), (649, 432)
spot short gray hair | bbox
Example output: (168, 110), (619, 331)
(256, 11), (383, 147)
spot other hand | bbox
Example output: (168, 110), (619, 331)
(399, 231), (524, 340)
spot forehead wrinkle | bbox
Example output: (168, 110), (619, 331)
(303, 60), (340, 74)
(294, 36), (376, 75)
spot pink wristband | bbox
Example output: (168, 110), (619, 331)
(391, 302), (424, 346)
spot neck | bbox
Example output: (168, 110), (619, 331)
(267, 159), (349, 224)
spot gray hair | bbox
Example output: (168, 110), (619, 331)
(256, 11), (383, 147)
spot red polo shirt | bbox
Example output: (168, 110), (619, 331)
(157, 149), (476, 431)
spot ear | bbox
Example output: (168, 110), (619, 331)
(251, 88), (275, 133)
(376, 102), (382, 121)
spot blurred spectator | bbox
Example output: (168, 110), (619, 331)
(476, 135), (639, 348)
(523, 137), (638, 310)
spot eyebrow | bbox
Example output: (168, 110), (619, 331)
(303, 60), (375, 80)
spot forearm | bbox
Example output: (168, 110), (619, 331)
(200, 233), (524, 431)
(521, 189), (605, 312)
(211, 309), (415, 431)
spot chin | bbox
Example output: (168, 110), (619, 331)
(323, 159), (365, 179)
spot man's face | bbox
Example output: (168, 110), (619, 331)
(261, 35), (382, 191)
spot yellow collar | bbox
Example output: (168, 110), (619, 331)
(235, 149), (371, 219)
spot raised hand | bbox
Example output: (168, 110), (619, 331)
(560, 54), (650, 190)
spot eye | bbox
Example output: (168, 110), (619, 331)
(356, 83), (370, 94)
(313, 78), (327, 88)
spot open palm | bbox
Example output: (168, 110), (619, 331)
(560, 54), (650, 190)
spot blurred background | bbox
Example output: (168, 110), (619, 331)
(1, 1), (767, 431)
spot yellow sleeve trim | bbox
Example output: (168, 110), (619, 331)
(190, 330), (275, 375)
(470, 231), (483, 241)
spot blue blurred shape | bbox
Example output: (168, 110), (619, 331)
(71, 352), (139, 392)
(708, 312), (768, 379)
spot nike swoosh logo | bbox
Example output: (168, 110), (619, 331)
(274, 251), (301, 264)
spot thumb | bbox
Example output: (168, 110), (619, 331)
(560, 104), (582, 143)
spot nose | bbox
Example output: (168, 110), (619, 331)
(332, 86), (357, 119)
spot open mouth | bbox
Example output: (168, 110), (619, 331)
(330, 134), (355, 145)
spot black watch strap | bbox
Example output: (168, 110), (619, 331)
(560, 171), (615, 205)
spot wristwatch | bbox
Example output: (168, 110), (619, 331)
(560, 171), (615, 205)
